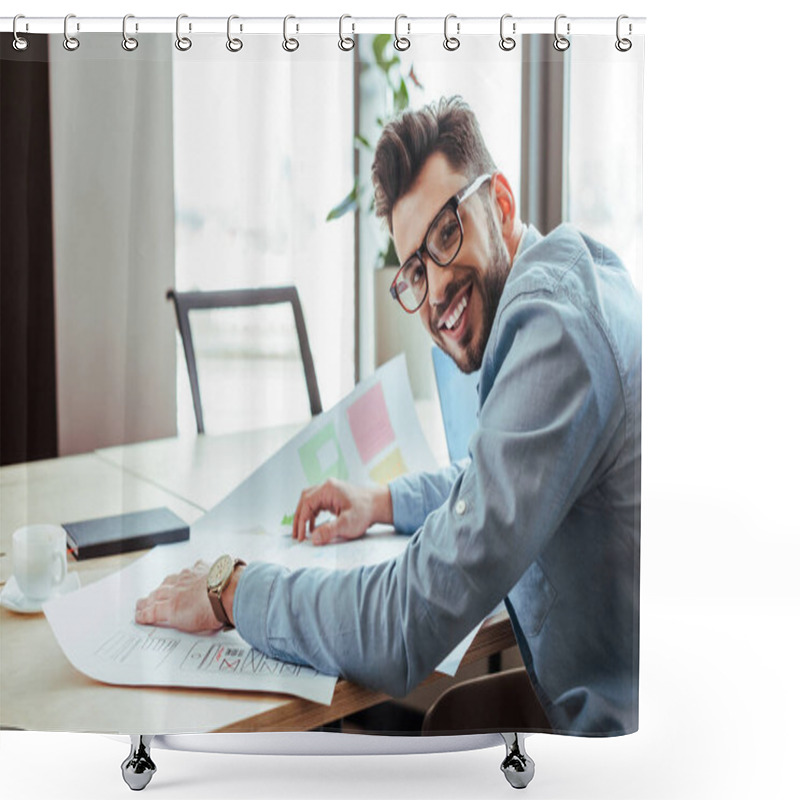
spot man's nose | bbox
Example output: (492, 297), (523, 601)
(425, 257), (452, 309)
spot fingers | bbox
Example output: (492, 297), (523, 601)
(311, 515), (346, 546)
(294, 485), (322, 542)
(135, 561), (210, 628)
(150, 585), (174, 601)
(293, 480), (348, 543)
(135, 597), (173, 627)
(155, 566), (201, 591)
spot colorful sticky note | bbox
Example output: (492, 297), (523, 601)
(347, 383), (396, 464)
(298, 423), (349, 485)
(368, 447), (408, 485)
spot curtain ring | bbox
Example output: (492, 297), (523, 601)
(12, 14), (28, 51)
(63, 14), (80, 51)
(394, 14), (410, 51)
(499, 14), (515, 51)
(226, 15), (242, 52)
(553, 14), (570, 52)
(283, 15), (299, 52)
(443, 14), (460, 51)
(175, 14), (192, 51)
(615, 15), (632, 52)
(338, 14), (354, 51)
(122, 14), (138, 51)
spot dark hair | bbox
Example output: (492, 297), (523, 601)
(371, 96), (496, 232)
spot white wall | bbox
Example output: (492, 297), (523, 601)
(49, 34), (176, 455)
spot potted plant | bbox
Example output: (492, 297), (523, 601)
(326, 36), (434, 399)
(326, 33), (422, 268)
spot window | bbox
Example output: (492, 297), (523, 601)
(565, 38), (644, 289)
(172, 44), (355, 434)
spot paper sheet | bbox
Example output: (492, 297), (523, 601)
(192, 356), (438, 539)
(44, 539), (338, 704)
(44, 357), (480, 705)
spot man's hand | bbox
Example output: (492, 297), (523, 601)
(292, 478), (393, 546)
(135, 559), (222, 633)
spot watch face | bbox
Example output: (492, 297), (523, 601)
(208, 554), (233, 589)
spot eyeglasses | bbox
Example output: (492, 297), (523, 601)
(389, 173), (492, 313)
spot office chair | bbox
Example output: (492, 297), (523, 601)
(422, 667), (551, 735)
(166, 287), (322, 434)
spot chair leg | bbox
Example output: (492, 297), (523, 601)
(499, 733), (535, 789)
(121, 735), (157, 791)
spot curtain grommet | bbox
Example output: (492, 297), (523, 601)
(499, 14), (516, 51)
(175, 14), (192, 51)
(121, 14), (138, 51)
(12, 14), (29, 51)
(283, 15), (299, 52)
(444, 14), (460, 51)
(226, 15), (243, 52)
(338, 14), (355, 51)
(394, 15), (411, 51)
(553, 14), (570, 52)
(63, 13), (80, 51)
(615, 15), (633, 52)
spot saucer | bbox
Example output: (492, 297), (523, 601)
(0, 572), (81, 614)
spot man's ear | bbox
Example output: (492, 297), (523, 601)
(491, 172), (516, 237)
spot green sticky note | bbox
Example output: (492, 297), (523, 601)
(298, 423), (349, 485)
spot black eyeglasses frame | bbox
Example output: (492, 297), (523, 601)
(389, 173), (493, 314)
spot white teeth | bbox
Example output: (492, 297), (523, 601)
(444, 296), (468, 330)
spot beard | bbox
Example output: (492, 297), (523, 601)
(454, 214), (511, 373)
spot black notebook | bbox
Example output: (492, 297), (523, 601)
(63, 507), (189, 560)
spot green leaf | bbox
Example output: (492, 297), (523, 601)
(326, 183), (359, 222)
(394, 78), (409, 112)
(373, 42), (400, 74)
(372, 34), (398, 73)
(355, 133), (372, 150)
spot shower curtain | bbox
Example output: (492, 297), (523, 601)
(1, 20), (643, 742)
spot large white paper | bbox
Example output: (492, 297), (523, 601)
(192, 356), (439, 540)
(44, 357), (479, 705)
(44, 538), (338, 704)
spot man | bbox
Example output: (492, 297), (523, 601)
(136, 97), (641, 736)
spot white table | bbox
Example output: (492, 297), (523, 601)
(94, 399), (449, 513)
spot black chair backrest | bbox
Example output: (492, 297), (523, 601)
(166, 287), (322, 434)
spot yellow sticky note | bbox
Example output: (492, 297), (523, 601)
(368, 448), (408, 485)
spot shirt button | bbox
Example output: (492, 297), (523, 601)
(455, 499), (467, 516)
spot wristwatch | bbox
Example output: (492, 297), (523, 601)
(207, 554), (246, 630)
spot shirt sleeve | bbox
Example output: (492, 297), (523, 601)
(388, 459), (468, 534)
(233, 289), (626, 698)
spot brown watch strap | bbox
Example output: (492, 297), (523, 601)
(208, 587), (232, 629)
(208, 558), (245, 630)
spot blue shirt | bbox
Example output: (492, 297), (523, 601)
(234, 224), (641, 736)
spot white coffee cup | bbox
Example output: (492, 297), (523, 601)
(12, 524), (68, 602)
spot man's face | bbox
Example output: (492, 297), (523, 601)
(392, 152), (511, 373)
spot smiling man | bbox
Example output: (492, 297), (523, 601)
(136, 97), (642, 737)
(389, 158), (516, 374)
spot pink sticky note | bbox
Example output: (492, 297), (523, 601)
(347, 383), (396, 464)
